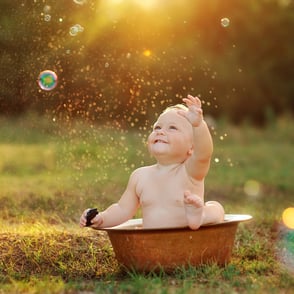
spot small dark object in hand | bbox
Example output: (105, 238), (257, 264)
(86, 208), (99, 226)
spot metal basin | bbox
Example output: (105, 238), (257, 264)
(101, 214), (252, 272)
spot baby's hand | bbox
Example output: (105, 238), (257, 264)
(179, 95), (203, 127)
(79, 209), (103, 228)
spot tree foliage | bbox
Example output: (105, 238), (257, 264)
(0, 0), (293, 125)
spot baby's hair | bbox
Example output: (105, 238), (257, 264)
(162, 104), (188, 113)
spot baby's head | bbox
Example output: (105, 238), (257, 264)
(162, 104), (188, 114)
(148, 104), (193, 164)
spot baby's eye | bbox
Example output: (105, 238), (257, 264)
(154, 125), (161, 130)
(169, 125), (178, 130)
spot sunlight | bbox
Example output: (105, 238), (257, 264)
(133, 0), (158, 10)
(105, 0), (159, 10)
(81, 0), (176, 45)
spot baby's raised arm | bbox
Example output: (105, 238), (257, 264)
(80, 170), (140, 229)
(178, 95), (213, 180)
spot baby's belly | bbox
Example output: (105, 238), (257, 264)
(142, 206), (188, 229)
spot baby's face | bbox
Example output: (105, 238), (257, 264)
(147, 109), (193, 163)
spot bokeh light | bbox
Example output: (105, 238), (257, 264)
(143, 49), (152, 57)
(244, 180), (261, 197)
(282, 207), (294, 229)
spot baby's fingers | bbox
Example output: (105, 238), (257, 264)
(79, 215), (86, 227)
(185, 95), (202, 107)
(79, 209), (89, 227)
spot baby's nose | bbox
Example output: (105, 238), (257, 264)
(156, 128), (165, 134)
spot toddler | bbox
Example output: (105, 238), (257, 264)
(80, 95), (224, 230)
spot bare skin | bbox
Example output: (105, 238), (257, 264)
(80, 95), (224, 230)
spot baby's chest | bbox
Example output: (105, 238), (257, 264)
(137, 174), (191, 206)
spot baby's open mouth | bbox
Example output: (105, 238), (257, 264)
(155, 139), (167, 143)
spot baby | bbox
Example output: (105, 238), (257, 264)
(80, 95), (224, 230)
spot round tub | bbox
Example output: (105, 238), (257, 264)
(101, 214), (252, 272)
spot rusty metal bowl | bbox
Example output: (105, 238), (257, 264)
(100, 214), (252, 272)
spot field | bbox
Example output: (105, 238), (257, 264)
(0, 114), (293, 293)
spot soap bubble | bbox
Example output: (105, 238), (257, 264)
(69, 24), (84, 36)
(37, 70), (58, 91)
(69, 26), (79, 36)
(44, 14), (51, 22)
(221, 17), (230, 27)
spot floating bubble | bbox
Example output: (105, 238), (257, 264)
(69, 26), (79, 36)
(69, 24), (84, 36)
(73, 0), (87, 5)
(37, 70), (58, 91)
(221, 17), (230, 27)
(244, 180), (260, 197)
(282, 207), (294, 229)
(44, 14), (51, 22)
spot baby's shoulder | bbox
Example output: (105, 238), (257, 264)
(132, 165), (156, 177)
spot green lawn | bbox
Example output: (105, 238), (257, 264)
(0, 114), (293, 293)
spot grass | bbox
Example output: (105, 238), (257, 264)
(0, 113), (294, 293)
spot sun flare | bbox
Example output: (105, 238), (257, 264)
(105, 0), (159, 10)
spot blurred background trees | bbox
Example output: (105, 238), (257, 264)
(0, 0), (293, 126)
